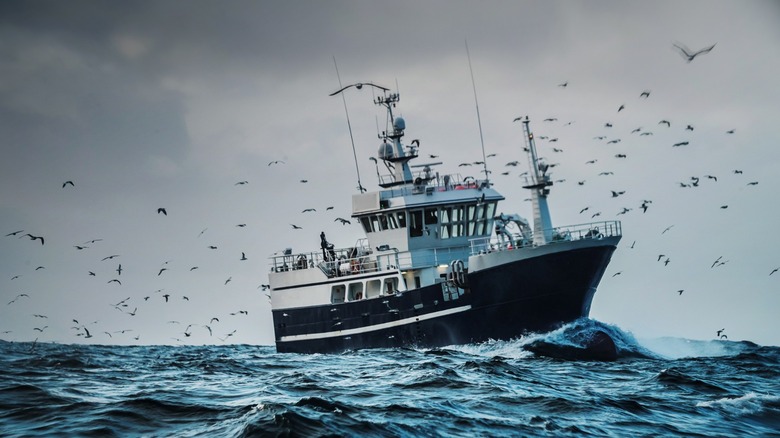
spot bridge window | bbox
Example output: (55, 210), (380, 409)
(424, 208), (438, 225)
(360, 217), (371, 233)
(409, 210), (423, 237)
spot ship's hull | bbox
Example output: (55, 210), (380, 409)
(272, 238), (618, 354)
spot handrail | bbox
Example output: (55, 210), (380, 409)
(469, 220), (622, 255)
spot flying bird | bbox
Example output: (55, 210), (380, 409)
(225, 277), (232, 285)
(291, 224), (302, 230)
(158, 268), (167, 276)
(673, 42), (716, 62)
(235, 181), (248, 185)
(23, 234), (44, 245)
(659, 120), (671, 127)
(108, 279), (121, 285)
(770, 268), (779, 276)
(686, 125), (694, 131)
(157, 208), (167, 215)
(241, 252), (248, 261)
(558, 82), (568, 88)
(5, 230), (24, 236)
(639, 90), (651, 98)
(268, 160), (285, 166)
(302, 208), (316, 213)
(62, 181), (75, 188)
(335, 218), (351, 225)
(102, 255), (119, 261)
(726, 129), (735, 134)
(617, 104), (625, 112)
(673, 141), (689, 147)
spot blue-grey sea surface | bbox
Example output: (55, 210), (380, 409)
(1, 319), (778, 437)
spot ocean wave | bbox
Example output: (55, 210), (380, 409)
(696, 392), (780, 415)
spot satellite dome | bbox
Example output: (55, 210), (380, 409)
(378, 142), (394, 160)
(393, 117), (406, 131)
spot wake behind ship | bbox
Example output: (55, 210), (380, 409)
(267, 83), (621, 354)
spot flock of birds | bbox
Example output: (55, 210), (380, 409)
(2, 41), (775, 346)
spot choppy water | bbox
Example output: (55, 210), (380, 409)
(1, 319), (778, 437)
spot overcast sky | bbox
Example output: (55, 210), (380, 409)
(1, 1), (779, 348)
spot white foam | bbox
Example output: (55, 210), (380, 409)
(696, 392), (779, 415)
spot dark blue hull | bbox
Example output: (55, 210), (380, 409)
(273, 244), (617, 354)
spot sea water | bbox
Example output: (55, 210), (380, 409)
(1, 319), (778, 437)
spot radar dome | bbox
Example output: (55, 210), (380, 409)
(393, 117), (406, 131)
(378, 142), (394, 160)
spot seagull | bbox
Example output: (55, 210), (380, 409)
(673, 141), (689, 147)
(62, 180), (75, 188)
(116, 264), (122, 275)
(747, 181), (759, 186)
(300, 179), (308, 183)
(659, 120), (671, 127)
(163, 294), (170, 302)
(640, 90), (651, 98)
(770, 268), (779, 276)
(302, 208), (316, 213)
(210, 317), (220, 323)
(102, 255), (120, 261)
(236, 224), (246, 227)
(640, 132), (654, 136)
(662, 225), (674, 234)
(673, 42), (716, 62)
(607, 139), (621, 144)
(558, 81), (568, 87)
(225, 277), (232, 285)
(657, 254), (666, 262)
(5, 230), (24, 236)
(733, 170), (743, 174)
(158, 268), (167, 276)
(240, 252), (248, 261)
(291, 224), (302, 229)
(335, 217), (351, 225)
(579, 207), (590, 214)
(23, 234), (45, 245)
(664, 258), (671, 266)
(74, 245), (89, 250)
(157, 208), (167, 215)
(88, 271), (96, 276)
(268, 160), (285, 166)
(677, 290), (684, 295)
(8, 294), (29, 305)
(726, 129), (735, 134)
(543, 118), (558, 122)
(612, 271), (622, 277)
(604, 123), (613, 128)
(235, 181), (249, 185)
(615, 154), (627, 158)
(631, 127), (642, 134)
(686, 125), (694, 131)
(716, 328), (726, 337)
(711, 256), (723, 268)
(208, 245), (218, 249)
(611, 190), (626, 198)
(585, 159), (598, 164)
(705, 175), (718, 182)
(617, 104), (625, 112)
(599, 172), (614, 176)
(108, 279), (121, 285)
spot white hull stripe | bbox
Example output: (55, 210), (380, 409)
(279, 305), (472, 343)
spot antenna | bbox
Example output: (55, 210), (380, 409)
(465, 40), (490, 186)
(332, 56), (366, 193)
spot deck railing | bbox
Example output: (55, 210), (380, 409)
(469, 220), (622, 255)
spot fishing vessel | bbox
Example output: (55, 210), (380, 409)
(267, 83), (621, 354)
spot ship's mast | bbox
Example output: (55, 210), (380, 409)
(375, 91), (415, 185)
(520, 117), (553, 245)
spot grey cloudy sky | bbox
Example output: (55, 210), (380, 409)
(1, 1), (779, 347)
